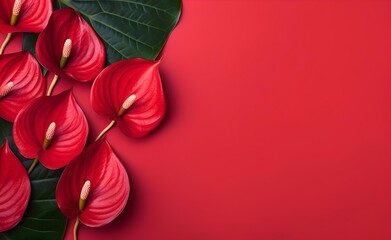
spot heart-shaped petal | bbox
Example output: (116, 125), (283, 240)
(0, 138), (31, 232)
(91, 58), (166, 138)
(0, 51), (45, 122)
(56, 139), (130, 227)
(13, 90), (88, 169)
(0, 0), (52, 34)
(36, 8), (105, 82)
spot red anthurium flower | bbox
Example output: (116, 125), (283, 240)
(36, 8), (105, 86)
(0, 51), (45, 122)
(0, 0), (52, 54)
(0, 139), (31, 232)
(0, 0), (52, 33)
(56, 139), (130, 233)
(91, 58), (166, 139)
(13, 90), (88, 171)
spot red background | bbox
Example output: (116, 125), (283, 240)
(2, 0), (391, 239)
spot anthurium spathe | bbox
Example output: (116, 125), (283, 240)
(0, 138), (31, 232)
(56, 139), (130, 239)
(0, 51), (45, 122)
(91, 58), (166, 140)
(13, 90), (88, 171)
(36, 8), (105, 95)
(0, 0), (52, 54)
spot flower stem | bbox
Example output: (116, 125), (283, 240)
(73, 217), (80, 240)
(47, 74), (59, 96)
(95, 120), (116, 141)
(0, 33), (12, 55)
(28, 157), (39, 174)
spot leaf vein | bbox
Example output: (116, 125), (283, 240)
(93, 11), (167, 32)
(76, 0), (177, 16)
(91, 18), (155, 48)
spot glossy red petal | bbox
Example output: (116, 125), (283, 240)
(56, 139), (130, 227)
(0, 51), (45, 122)
(0, 0), (52, 34)
(91, 59), (166, 138)
(13, 90), (88, 169)
(0, 139), (31, 232)
(36, 8), (105, 82)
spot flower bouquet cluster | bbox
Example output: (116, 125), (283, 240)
(0, 0), (181, 239)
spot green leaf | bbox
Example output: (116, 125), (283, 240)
(22, 33), (39, 57)
(60, 0), (182, 64)
(0, 118), (12, 141)
(22, 33), (48, 75)
(0, 118), (67, 240)
(53, 0), (66, 10)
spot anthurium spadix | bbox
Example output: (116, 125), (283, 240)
(0, 139), (31, 232)
(0, 0), (52, 54)
(13, 90), (88, 172)
(0, 51), (45, 122)
(56, 139), (130, 239)
(36, 8), (105, 96)
(91, 58), (166, 140)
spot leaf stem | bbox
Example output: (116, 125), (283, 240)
(28, 157), (39, 174)
(47, 74), (59, 96)
(0, 33), (12, 55)
(95, 120), (116, 141)
(73, 217), (80, 240)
